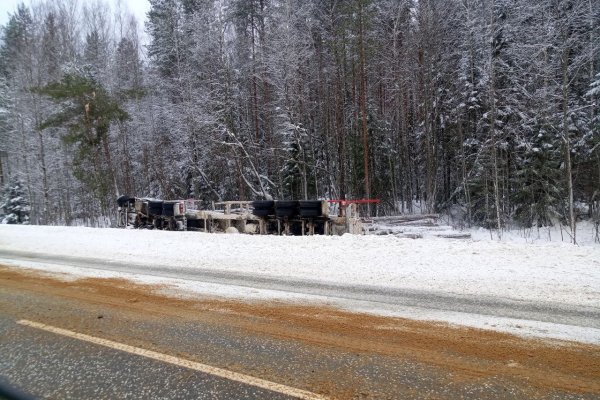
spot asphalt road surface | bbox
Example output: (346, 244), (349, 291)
(0, 251), (599, 399)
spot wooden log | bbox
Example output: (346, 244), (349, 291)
(394, 233), (423, 239)
(371, 214), (440, 222)
(435, 233), (471, 239)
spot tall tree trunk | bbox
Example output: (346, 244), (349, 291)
(489, 1), (502, 236)
(590, 0), (596, 126)
(358, 0), (370, 210)
(251, 15), (260, 142)
(562, 47), (576, 244)
(19, 116), (35, 223)
(33, 94), (49, 224)
(458, 119), (472, 225)
(336, 72), (346, 200)
(37, 131), (49, 224)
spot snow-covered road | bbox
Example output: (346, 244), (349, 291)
(1, 225), (599, 343)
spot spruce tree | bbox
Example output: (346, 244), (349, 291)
(513, 130), (563, 228)
(1, 178), (30, 224)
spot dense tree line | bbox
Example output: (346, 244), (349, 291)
(0, 0), (598, 241)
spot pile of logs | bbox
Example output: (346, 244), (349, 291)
(364, 214), (471, 239)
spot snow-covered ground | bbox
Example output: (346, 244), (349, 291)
(469, 220), (599, 246)
(0, 224), (599, 343)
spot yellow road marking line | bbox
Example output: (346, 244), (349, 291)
(18, 319), (327, 400)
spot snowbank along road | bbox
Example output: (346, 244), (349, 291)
(0, 225), (599, 343)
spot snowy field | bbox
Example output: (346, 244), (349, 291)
(469, 220), (599, 246)
(0, 224), (599, 343)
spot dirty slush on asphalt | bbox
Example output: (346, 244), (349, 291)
(1, 265), (599, 399)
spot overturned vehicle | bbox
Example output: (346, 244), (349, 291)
(117, 196), (369, 235)
(117, 196), (187, 231)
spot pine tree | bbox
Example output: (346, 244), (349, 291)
(34, 70), (128, 209)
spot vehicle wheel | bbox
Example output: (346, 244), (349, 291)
(148, 201), (163, 216)
(275, 201), (299, 218)
(252, 200), (275, 210)
(252, 200), (275, 217)
(275, 207), (298, 217)
(117, 195), (130, 207)
(275, 200), (298, 209)
(162, 201), (177, 217)
(299, 208), (321, 217)
(252, 208), (272, 217)
(298, 201), (321, 209)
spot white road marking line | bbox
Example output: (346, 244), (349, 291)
(17, 319), (328, 400)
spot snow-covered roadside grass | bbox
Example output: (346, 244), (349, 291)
(1, 224), (598, 306)
(0, 224), (599, 343)
(468, 220), (599, 246)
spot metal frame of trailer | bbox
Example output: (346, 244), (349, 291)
(118, 197), (380, 235)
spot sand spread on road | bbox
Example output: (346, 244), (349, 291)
(1, 265), (599, 398)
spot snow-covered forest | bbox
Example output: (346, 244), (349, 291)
(0, 0), (598, 234)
